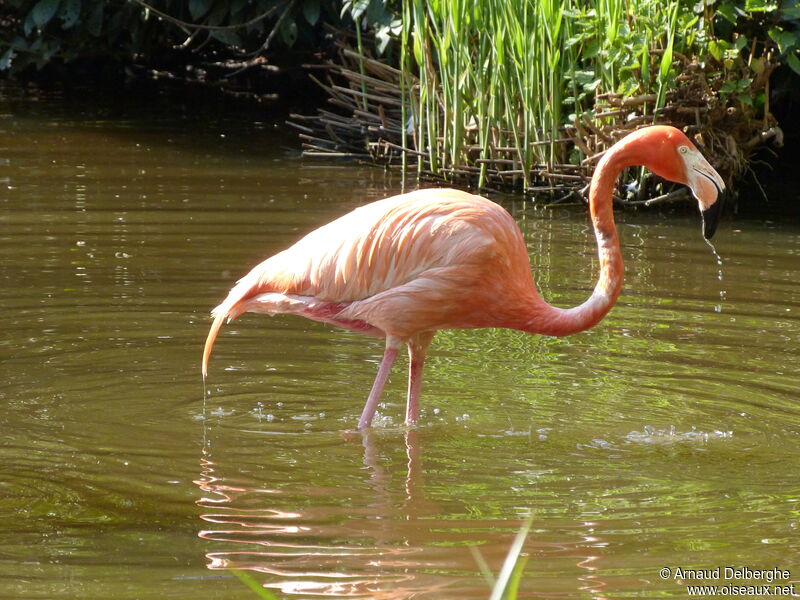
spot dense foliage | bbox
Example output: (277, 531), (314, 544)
(2, 0), (796, 76)
(1, 0), (797, 194)
(397, 0), (799, 188)
(0, 0), (398, 74)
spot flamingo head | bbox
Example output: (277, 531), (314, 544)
(674, 135), (725, 240)
(632, 126), (725, 239)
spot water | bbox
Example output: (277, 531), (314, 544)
(1, 82), (799, 599)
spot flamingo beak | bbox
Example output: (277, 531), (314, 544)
(685, 152), (725, 239)
(701, 195), (723, 240)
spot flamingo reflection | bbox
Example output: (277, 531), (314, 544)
(194, 430), (614, 598)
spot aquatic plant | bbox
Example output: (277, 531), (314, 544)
(475, 515), (533, 600)
(233, 570), (282, 600)
(291, 0), (794, 200)
(2, 0), (794, 199)
(397, 0), (789, 190)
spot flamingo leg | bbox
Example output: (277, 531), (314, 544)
(358, 340), (401, 429)
(405, 331), (435, 426)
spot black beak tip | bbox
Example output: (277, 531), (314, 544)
(701, 199), (723, 240)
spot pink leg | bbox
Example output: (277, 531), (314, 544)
(405, 331), (435, 426)
(358, 343), (400, 429)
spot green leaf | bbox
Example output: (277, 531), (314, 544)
(279, 16), (298, 46)
(0, 48), (16, 71)
(716, 3), (738, 23)
(489, 516), (533, 600)
(660, 44), (673, 80)
(619, 76), (640, 96)
(768, 28), (797, 54)
(641, 43), (650, 85)
(788, 52), (800, 76)
(43, 37), (60, 61)
(734, 36), (747, 51)
(231, 571), (280, 600)
(583, 39), (600, 59)
(366, 0), (390, 26)
(683, 15), (699, 30)
(86, 2), (103, 36)
(31, 0), (61, 30)
(210, 29), (242, 46)
(23, 9), (37, 36)
(303, 0), (321, 26)
(59, 0), (80, 29)
(708, 39), (723, 61)
(189, 0), (213, 20)
(206, 2), (228, 26)
(745, 0), (777, 12)
(564, 34), (582, 49)
(10, 36), (29, 51)
(574, 70), (596, 85)
(502, 555), (529, 600)
(342, 0), (369, 20)
(412, 32), (422, 66)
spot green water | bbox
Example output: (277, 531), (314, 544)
(1, 83), (798, 599)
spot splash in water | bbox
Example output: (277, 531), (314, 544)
(624, 425), (733, 445)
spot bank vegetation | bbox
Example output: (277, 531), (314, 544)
(2, 0), (798, 204)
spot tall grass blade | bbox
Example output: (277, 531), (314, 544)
(655, 1), (679, 118)
(395, 0), (688, 190)
(488, 515), (533, 600)
(232, 570), (282, 600)
(502, 554), (530, 599)
(468, 545), (497, 587)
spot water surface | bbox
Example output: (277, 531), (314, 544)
(1, 82), (799, 599)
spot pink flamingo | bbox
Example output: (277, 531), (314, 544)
(203, 126), (724, 428)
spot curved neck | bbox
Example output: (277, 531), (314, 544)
(527, 145), (637, 337)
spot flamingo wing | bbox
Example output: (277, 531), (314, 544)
(202, 188), (533, 375)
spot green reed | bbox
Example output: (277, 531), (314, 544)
(401, 0), (688, 189)
(470, 514), (533, 599)
(232, 570), (281, 599)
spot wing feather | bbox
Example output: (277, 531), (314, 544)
(203, 188), (529, 373)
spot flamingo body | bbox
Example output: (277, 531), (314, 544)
(206, 189), (539, 339)
(203, 126), (725, 428)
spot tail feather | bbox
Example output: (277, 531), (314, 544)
(202, 275), (259, 378)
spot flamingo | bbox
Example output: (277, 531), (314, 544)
(202, 125), (724, 428)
